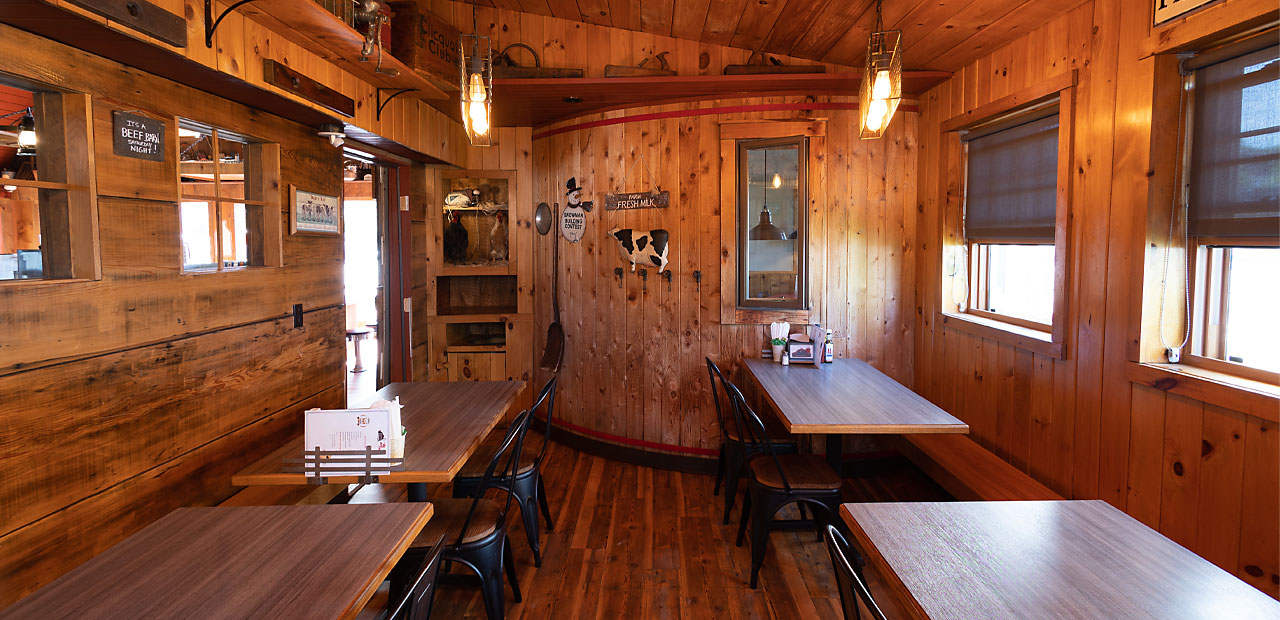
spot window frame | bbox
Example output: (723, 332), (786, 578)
(937, 71), (1077, 359)
(1186, 237), (1280, 384)
(0, 78), (100, 285)
(966, 241), (1056, 333)
(176, 118), (282, 274)
(735, 135), (809, 311)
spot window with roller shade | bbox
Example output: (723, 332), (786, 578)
(1185, 41), (1279, 380)
(963, 108), (1060, 329)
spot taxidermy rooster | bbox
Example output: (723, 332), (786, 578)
(444, 211), (469, 264)
(490, 211), (509, 262)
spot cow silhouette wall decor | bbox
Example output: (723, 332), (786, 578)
(609, 228), (669, 274)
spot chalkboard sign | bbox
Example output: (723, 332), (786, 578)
(604, 190), (670, 210)
(112, 111), (165, 162)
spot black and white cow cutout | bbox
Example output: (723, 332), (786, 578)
(609, 228), (669, 273)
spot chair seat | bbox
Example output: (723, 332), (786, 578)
(457, 434), (542, 479)
(748, 454), (842, 490)
(411, 497), (502, 547)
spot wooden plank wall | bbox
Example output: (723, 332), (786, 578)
(913, 0), (1279, 597)
(529, 97), (917, 454)
(0, 26), (347, 605)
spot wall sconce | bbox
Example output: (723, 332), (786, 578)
(858, 0), (902, 140)
(318, 123), (346, 148)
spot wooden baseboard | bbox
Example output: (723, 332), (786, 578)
(538, 417), (719, 475)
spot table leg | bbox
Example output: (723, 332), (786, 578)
(407, 482), (428, 502)
(351, 336), (366, 373)
(826, 435), (843, 476)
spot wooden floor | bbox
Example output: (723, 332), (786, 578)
(355, 443), (948, 619)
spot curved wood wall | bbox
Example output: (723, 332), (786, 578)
(530, 96), (919, 454)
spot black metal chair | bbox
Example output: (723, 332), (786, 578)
(452, 377), (558, 567)
(725, 380), (842, 588)
(385, 537), (445, 620)
(824, 524), (887, 620)
(706, 358), (799, 525)
(395, 409), (534, 620)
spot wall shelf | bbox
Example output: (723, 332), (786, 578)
(234, 0), (450, 100)
(439, 265), (514, 276)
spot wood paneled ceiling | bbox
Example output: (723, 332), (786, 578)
(471, 0), (1087, 71)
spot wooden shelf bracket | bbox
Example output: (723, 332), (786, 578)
(203, 0), (258, 47)
(377, 88), (418, 121)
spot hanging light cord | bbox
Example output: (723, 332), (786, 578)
(874, 0), (883, 34)
(1157, 67), (1194, 359)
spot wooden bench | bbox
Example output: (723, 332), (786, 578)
(895, 435), (1062, 501)
(219, 483), (349, 507)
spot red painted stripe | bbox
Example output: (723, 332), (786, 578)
(532, 101), (920, 140)
(537, 414), (719, 457)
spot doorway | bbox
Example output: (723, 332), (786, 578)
(342, 149), (413, 407)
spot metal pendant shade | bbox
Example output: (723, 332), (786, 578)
(750, 206), (788, 240)
(859, 0), (902, 140)
(459, 3), (493, 148)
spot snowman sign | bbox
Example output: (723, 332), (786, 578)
(560, 177), (593, 243)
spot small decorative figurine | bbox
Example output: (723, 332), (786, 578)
(490, 211), (509, 262)
(444, 211), (469, 264)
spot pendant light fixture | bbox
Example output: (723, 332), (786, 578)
(858, 0), (902, 140)
(459, 0), (493, 146)
(750, 148), (787, 240)
(2, 108), (37, 156)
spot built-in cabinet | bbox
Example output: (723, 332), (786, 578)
(425, 169), (531, 385)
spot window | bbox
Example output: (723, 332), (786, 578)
(737, 136), (807, 309)
(960, 106), (1065, 334)
(178, 120), (280, 272)
(1180, 41), (1279, 381)
(0, 80), (99, 281)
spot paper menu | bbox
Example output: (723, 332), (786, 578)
(303, 408), (392, 474)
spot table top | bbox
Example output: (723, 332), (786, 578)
(0, 504), (433, 620)
(840, 500), (1280, 620)
(233, 381), (524, 486)
(742, 358), (968, 434)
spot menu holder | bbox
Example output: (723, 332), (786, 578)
(284, 446), (406, 485)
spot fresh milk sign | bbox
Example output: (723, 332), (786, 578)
(112, 111), (165, 162)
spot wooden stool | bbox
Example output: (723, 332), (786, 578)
(346, 327), (373, 372)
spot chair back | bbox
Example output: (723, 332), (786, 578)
(724, 379), (793, 493)
(531, 376), (558, 467)
(388, 538), (445, 620)
(456, 408), (533, 546)
(824, 524), (887, 620)
(705, 358), (732, 443)
(707, 358), (752, 444)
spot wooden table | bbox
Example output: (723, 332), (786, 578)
(840, 500), (1280, 620)
(0, 504), (433, 620)
(742, 358), (967, 470)
(234, 381), (524, 501)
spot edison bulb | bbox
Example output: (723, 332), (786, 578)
(872, 70), (893, 100)
(772, 173), (782, 189)
(468, 100), (490, 135)
(865, 99), (889, 132)
(467, 72), (487, 102)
